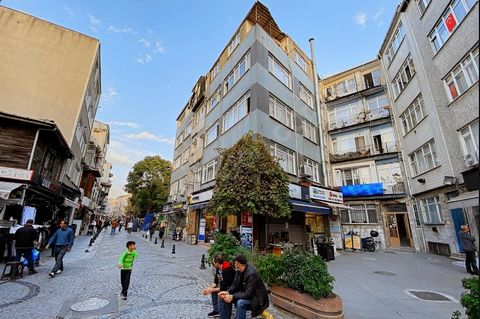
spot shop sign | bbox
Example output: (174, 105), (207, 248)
(240, 226), (253, 250)
(172, 202), (185, 211)
(0, 166), (34, 181)
(310, 186), (343, 203)
(198, 218), (206, 241)
(241, 211), (252, 226)
(190, 190), (213, 204)
(288, 184), (302, 199)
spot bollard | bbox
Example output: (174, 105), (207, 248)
(154, 238), (158, 244)
(161, 240), (165, 248)
(84, 249), (89, 253)
(89, 239), (93, 247)
(199, 254), (206, 270)
(171, 244), (176, 254)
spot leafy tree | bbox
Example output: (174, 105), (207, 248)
(124, 155), (171, 217)
(209, 132), (290, 219)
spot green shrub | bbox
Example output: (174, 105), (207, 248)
(208, 233), (241, 263)
(256, 253), (284, 285)
(460, 276), (479, 319)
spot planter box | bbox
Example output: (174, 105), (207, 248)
(270, 285), (343, 319)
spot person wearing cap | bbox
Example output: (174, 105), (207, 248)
(14, 219), (38, 275)
(218, 254), (269, 319)
(459, 225), (479, 275)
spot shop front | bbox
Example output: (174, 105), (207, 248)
(170, 201), (187, 238)
(187, 189), (216, 244)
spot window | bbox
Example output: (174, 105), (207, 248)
(228, 33), (240, 56)
(417, 197), (443, 224)
(429, 0), (477, 52)
(416, 0), (431, 14)
(269, 94), (294, 129)
(303, 157), (319, 182)
(270, 143), (296, 175)
(185, 124), (192, 137)
(268, 54), (292, 89)
(170, 181), (179, 197)
(224, 52), (250, 94)
(385, 22), (406, 64)
(202, 160), (217, 183)
(205, 122), (219, 146)
(178, 176), (186, 195)
(459, 119), (479, 165)
(399, 94), (427, 135)
(331, 133), (367, 154)
(299, 83), (314, 108)
(334, 166), (371, 186)
(223, 93), (250, 132)
(367, 94), (389, 110)
(173, 156), (182, 171)
(211, 63), (220, 80)
(182, 149), (189, 165)
(302, 118), (317, 143)
(392, 55), (416, 99)
(293, 50), (307, 72)
(328, 101), (362, 129)
(409, 140), (439, 176)
(208, 87), (221, 113)
(340, 204), (378, 224)
(445, 47), (479, 100)
(335, 78), (356, 96)
(363, 70), (382, 88)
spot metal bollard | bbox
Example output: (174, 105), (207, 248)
(200, 254), (206, 270)
(89, 239), (93, 246)
(171, 244), (175, 254)
(161, 240), (165, 248)
(154, 238), (158, 244)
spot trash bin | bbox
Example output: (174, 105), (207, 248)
(317, 243), (335, 261)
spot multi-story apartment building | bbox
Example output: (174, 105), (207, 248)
(379, 0), (479, 255)
(320, 60), (412, 250)
(167, 2), (341, 249)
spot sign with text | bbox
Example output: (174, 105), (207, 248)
(288, 184), (302, 199)
(241, 211), (253, 226)
(0, 166), (34, 181)
(309, 186), (343, 203)
(240, 226), (253, 250)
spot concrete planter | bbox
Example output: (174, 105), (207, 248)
(270, 285), (344, 319)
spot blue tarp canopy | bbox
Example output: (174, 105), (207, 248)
(289, 199), (330, 214)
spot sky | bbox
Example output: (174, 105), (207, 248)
(2, 0), (399, 198)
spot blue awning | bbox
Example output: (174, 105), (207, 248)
(189, 202), (209, 210)
(289, 199), (330, 214)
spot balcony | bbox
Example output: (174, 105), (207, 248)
(330, 141), (398, 163)
(339, 182), (405, 198)
(328, 106), (391, 131)
(325, 81), (383, 101)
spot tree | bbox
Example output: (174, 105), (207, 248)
(124, 155), (171, 217)
(209, 132), (290, 219)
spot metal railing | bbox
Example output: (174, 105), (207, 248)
(330, 141), (398, 162)
(328, 106), (390, 130)
(384, 182), (406, 195)
(326, 81), (384, 100)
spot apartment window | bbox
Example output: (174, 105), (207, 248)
(412, 203), (421, 226)
(363, 70), (381, 88)
(211, 63), (220, 80)
(303, 157), (319, 182)
(170, 181), (179, 197)
(429, 0), (477, 52)
(445, 46), (479, 100)
(302, 118), (317, 143)
(459, 119), (479, 165)
(268, 54), (292, 89)
(173, 156), (181, 171)
(269, 94), (294, 130)
(328, 101), (362, 129)
(202, 160), (217, 183)
(385, 22), (406, 64)
(228, 33), (240, 56)
(223, 93), (250, 133)
(182, 149), (189, 165)
(185, 124), (192, 137)
(293, 50), (307, 72)
(331, 133), (367, 154)
(299, 83), (314, 108)
(367, 95), (388, 110)
(208, 87), (221, 113)
(334, 166), (371, 186)
(399, 94), (427, 135)
(409, 140), (439, 176)
(416, 0), (431, 14)
(417, 197), (443, 224)
(205, 122), (219, 146)
(326, 87), (334, 98)
(224, 52), (250, 94)
(340, 204), (378, 224)
(335, 78), (356, 96)
(270, 143), (296, 175)
(392, 55), (416, 99)
(178, 176), (186, 195)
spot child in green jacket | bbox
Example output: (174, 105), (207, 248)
(118, 241), (138, 300)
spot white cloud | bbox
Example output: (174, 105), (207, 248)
(355, 12), (367, 28)
(373, 8), (384, 21)
(139, 38), (151, 48)
(135, 53), (153, 64)
(101, 86), (119, 103)
(107, 26), (135, 34)
(87, 14), (101, 32)
(109, 121), (139, 128)
(147, 28), (155, 34)
(64, 5), (74, 16)
(125, 131), (174, 144)
(153, 41), (165, 54)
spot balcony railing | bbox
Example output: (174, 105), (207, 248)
(384, 182), (406, 195)
(326, 81), (383, 100)
(330, 141), (398, 162)
(329, 106), (391, 130)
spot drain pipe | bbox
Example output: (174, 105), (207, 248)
(309, 38), (328, 186)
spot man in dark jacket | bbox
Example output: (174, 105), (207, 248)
(14, 219), (38, 274)
(219, 254), (269, 319)
(459, 225), (479, 275)
(202, 253), (236, 318)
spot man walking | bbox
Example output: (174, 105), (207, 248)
(459, 225), (479, 275)
(111, 220), (118, 235)
(45, 220), (74, 277)
(14, 219), (38, 275)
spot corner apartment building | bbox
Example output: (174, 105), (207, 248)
(379, 0), (479, 255)
(167, 2), (339, 249)
(320, 60), (413, 250)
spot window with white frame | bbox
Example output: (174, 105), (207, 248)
(224, 52), (250, 94)
(399, 94), (427, 135)
(409, 140), (439, 176)
(205, 122), (219, 146)
(328, 101), (362, 129)
(367, 94), (389, 110)
(331, 132), (367, 154)
(170, 181), (179, 197)
(429, 0), (478, 52)
(269, 94), (294, 130)
(302, 118), (317, 143)
(412, 202), (422, 226)
(228, 33), (240, 56)
(208, 87), (221, 113)
(185, 123), (192, 137)
(416, 0), (431, 14)
(293, 50), (307, 72)
(194, 168), (202, 187)
(392, 55), (416, 99)
(175, 131), (184, 148)
(202, 159), (217, 183)
(335, 78), (356, 96)
(417, 197), (443, 223)
(340, 204), (378, 224)
(459, 119), (479, 165)
(268, 54), (292, 89)
(385, 22), (406, 64)
(270, 143), (296, 175)
(182, 149), (189, 165)
(178, 176), (186, 195)
(223, 93), (250, 133)
(334, 166), (371, 186)
(303, 157), (319, 182)
(445, 46), (479, 100)
(299, 83), (314, 108)
(211, 63), (220, 80)
(173, 156), (181, 171)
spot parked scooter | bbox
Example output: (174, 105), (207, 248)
(361, 230), (379, 252)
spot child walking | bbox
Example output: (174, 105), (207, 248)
(118, 241), (138, 300)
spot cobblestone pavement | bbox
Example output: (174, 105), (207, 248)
(0, 231), (297, 319)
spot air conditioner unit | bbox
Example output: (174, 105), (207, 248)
(464, 153), (478, 167)
(299, 165), (312, 179)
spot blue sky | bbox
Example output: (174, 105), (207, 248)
(3, 0), (398, 198)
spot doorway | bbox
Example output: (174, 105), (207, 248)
(386, 213), (412, 247)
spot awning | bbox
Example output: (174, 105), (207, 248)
(289, 199), (330, 214)
(316, 201), (365, 211)
(0, 182), (25, 200)
(446, 191), (479, 209)
(189, 202), (209, 210)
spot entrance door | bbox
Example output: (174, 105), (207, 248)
(451, 208), (467, 252)
(386, 213), (413, 247)
(386, 214), (401, 246)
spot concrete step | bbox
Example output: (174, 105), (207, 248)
(449, 252), (466, 261)
(384, 246), (416, 253)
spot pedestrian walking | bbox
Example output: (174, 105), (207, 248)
(159, 220), (166, 240)
(96, 219), (103, 235)
(127, 221), (133, 234)
(119, 221), (123, 233)
(45, 220), (74, 278)
(148, 221), (156, 241)
(118, 241), (138, 300)
(14, 219), (38, 275)
(459, 225), (479, 275)
(111, 220), (118, 235)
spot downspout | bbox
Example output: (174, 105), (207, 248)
(309, 38), (328, 186)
